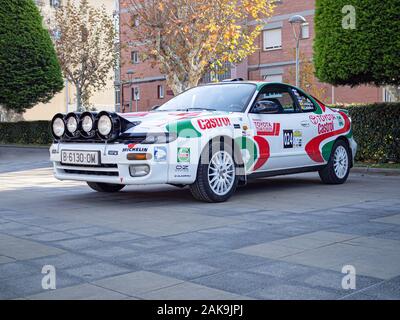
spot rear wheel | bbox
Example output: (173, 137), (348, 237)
(87, 182), (125, 193)
(319, 140), (350, 184)
(189, 141), (239, 202)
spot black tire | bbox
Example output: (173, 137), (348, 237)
(319, 140), (351, 184)
(189, 141), (239, 202)
(87, 182), (125, 192)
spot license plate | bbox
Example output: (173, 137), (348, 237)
(61, 150), (100, 166)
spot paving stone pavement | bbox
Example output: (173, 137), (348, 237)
(0, 146), (400, 300)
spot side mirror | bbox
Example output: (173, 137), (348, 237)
(252, 101), (280, 114)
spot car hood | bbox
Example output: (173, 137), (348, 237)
(119, 110), (236, 133)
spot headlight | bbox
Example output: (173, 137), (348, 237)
(51, 114), (65, 139)
(82, 115), (93, 133)
(142, 132), (177, 144)
(66, 114), (78, 134)
(98, 114), (112, 136)
(96, 111), (120, 141)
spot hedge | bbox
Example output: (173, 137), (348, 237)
(338, 103), (400, 163)
(0, 103), (399, 162)
(0, 121), (52, 145)
(314, 0), (400, 87)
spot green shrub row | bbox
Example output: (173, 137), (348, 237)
(0, 103), (399, 163)
(0, 121), (52, 145)
(338, 103), (400, 163)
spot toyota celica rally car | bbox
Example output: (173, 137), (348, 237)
(50, 81), (357, 202)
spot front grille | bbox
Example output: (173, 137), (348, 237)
(63, 169), (118, 176)
(56, 162), (119, 177)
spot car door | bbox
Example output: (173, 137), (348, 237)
(247, 84), (313, 171)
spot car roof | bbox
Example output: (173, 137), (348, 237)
(205, 80), (296, 90)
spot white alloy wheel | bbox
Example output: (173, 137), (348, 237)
(208, 150), (235, 196)
(333, 145), (349, 179)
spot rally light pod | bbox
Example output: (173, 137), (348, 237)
(96, 111), (121, 141)
(64, 112), (81, 138)
(51, 113), (66, 140)
(79, 112), (97, 138)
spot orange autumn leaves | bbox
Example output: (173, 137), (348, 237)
(126, 0), (275, 94)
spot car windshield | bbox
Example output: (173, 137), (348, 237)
(156, 83), (256, 113)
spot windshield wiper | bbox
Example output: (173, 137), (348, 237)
(178, 107), (216, 111)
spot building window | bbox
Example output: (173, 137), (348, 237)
(132, 87), (140, 101)
(301, 23), (310, 39)
(115, 88), (121, 105)
(131, 51), (139, 64)
(263, 28), (282, 51)
(158, 85), (164, 99)
(49, 0), (61, 8)
(131, 14), (140, 27)
(263, 74), (283, 83)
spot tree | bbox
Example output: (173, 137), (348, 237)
(125, 0), (275, 94)
(286, 52), (327, 102)
(314, 0), (400, 88)
(54, 0), (116, 111)
(0, 0), (64, 113)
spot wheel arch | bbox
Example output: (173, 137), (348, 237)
(198, 135), (246, 178)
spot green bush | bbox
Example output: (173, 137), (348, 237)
(332, 103), (400, 163)
(0, 121), (52, 145)
(0, 0), (64, 113)
(314, 0), (400, 87)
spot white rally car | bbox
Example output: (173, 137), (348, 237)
(50, 81), (357, 202)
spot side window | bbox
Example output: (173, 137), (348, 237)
(251, 86), (298, 114)
(291, 88), (316, 112)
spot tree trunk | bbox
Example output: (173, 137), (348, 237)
(76, 84), (83, 112)
(165, 68), (204, 96)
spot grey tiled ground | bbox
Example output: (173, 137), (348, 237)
(1, 146), (400, 300)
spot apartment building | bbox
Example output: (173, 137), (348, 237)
(117, 0), (386, 112)
(24, 0), (117, 121)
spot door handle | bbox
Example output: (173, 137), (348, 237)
(301, 121), (310, 127)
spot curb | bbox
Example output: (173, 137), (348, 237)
(353, 167), (400, 176)
(0, 144), (49, 150)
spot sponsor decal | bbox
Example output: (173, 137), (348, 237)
(154, 147), (167, 161)
(306, 111), (351, 163)
(177, 147), (190, 163)
(233, 124), (241, 129)
(253, 120), (280, 136)
(283, 130), (294, 149)
(197, 117), (231, 130)
(175, 164), (189, 172)
(174, 164), (191, 178)
(122, 143), (148, 152)
(108, 150), (118, 156)
(293, 130), (303, 148)
(309, 114), (336, 135)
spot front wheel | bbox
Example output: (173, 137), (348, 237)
(189, 141), (239, 202)
(319, 140), (350, 184)
(87, 182), (125, 193)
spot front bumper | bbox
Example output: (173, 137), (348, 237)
(49, 142), (197, 185)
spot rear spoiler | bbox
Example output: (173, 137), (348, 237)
(310, 95), (350, 116)
(330, 107), (350, 116)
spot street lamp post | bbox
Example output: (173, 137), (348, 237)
(289, 15), (307, 88)
(126, 69), (135, 112)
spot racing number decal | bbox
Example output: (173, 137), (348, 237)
(283, 130), (293, 149)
